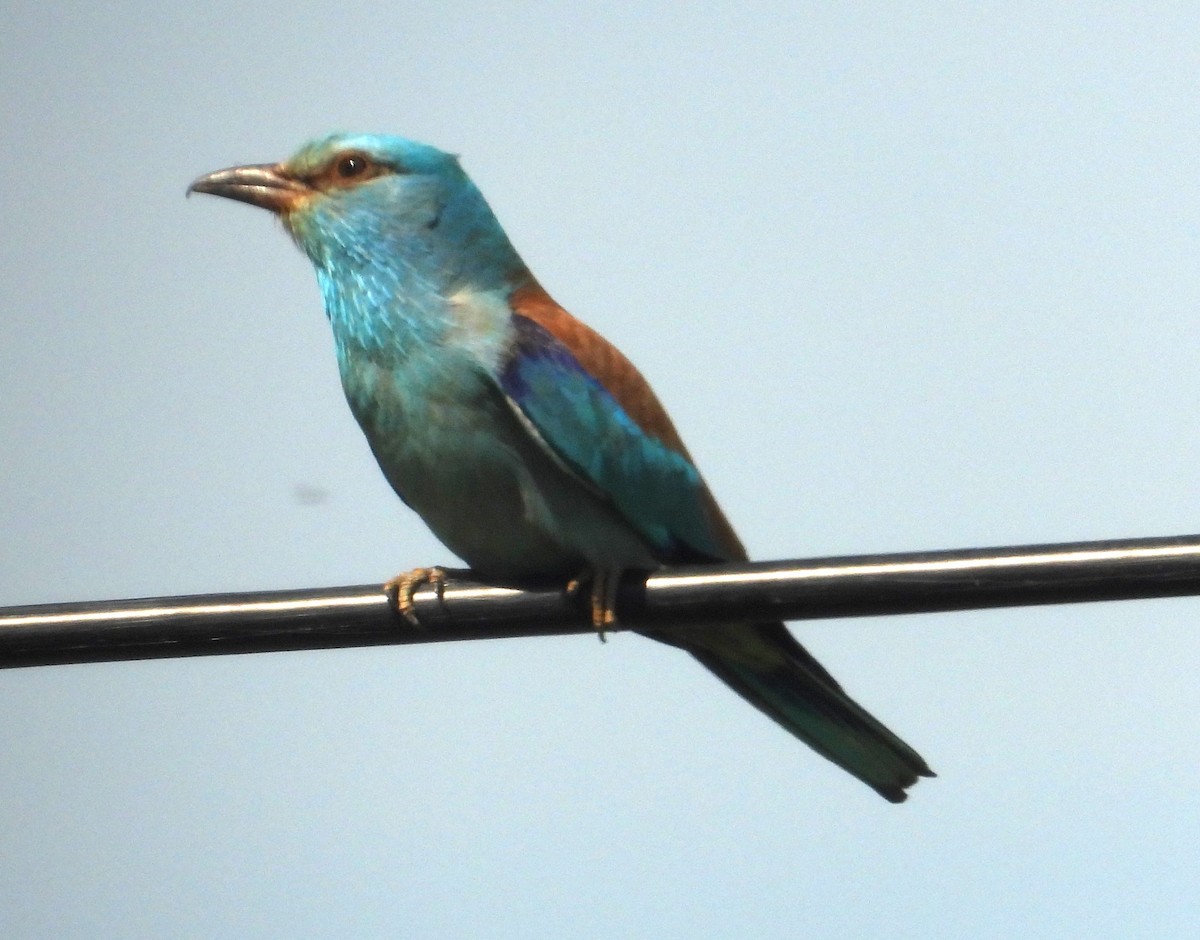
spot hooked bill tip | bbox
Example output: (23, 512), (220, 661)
(186, 163), (309, 213)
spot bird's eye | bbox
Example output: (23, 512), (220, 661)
(311, 151), (387, 190)
(337, 154), (370, 178)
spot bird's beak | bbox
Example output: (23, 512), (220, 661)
(187, 163), (311, 213)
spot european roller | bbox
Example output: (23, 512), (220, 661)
(189, 133), (933, 802)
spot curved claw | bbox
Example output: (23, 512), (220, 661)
(384, 566), (447, 626)
(567, 568), (621, 642)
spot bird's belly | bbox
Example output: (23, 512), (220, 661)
(342, 359), (658, 580)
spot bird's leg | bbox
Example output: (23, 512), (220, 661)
(384, 566), (447, 626)
(566, 568), (621, 642)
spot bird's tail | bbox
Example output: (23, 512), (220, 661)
(682, 622), (934, 802)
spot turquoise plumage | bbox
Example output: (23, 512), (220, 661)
(189, 133), (933, 801)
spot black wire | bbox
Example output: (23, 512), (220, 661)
(3, 533), (1200, 669)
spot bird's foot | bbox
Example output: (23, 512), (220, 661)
(384, 566), (447, 626)
(566, 568), (621, 642)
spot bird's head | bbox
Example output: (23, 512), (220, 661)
(189, 133), (523, 290)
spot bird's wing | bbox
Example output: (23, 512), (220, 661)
(499, 281), (737, 563)
(500, 282), (933, 802)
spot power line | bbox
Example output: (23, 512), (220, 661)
(3, 533), (1200, 669)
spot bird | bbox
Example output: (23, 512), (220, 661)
(188, 132), (934, 802)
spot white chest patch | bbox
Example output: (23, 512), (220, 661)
(443, 287), (514, 374)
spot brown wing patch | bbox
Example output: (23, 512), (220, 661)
(509, 281), (685, 451)
(509, 280), (747, 562)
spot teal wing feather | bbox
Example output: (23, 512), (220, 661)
(497, 312), (725, 562)
(498, 288), (933, 801)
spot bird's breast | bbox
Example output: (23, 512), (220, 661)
(335, 337), (657, 580)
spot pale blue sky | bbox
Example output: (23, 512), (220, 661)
(3, 3), (1200, 937)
